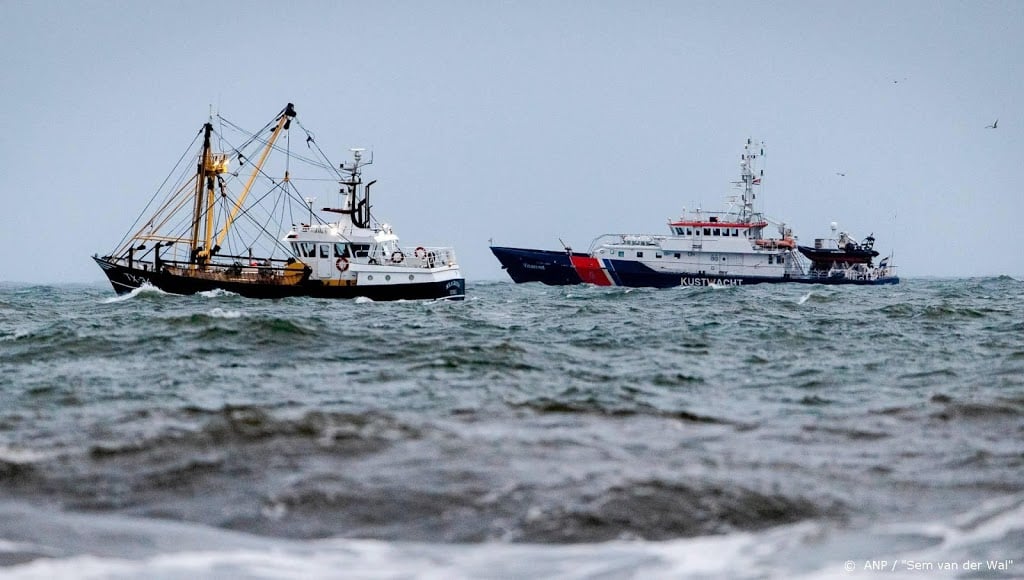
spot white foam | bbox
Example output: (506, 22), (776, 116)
(354, 296), (375, 304)
(198, 288), (238, 298)
(798, 292), (812, 304)
(101, 283), (167, 304)
(207, 308), (243, 319)
(0, 445), (57, 463)
(4, 494), (1023, 580)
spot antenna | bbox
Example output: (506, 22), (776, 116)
(305, 197), (316, 225)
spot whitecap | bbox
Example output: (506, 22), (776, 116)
(0, 445), (57, 463)
(207, 308), (242, 319)
(198, 288), (238, 298)
(798, 292), (812, 305)
(101, 283), (167, 304)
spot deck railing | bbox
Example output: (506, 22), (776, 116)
(397, 246), (457, 269)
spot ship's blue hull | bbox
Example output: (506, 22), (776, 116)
(490, 246), (899, 287)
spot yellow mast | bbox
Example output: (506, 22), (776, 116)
(203, 147), (217, 259)
(213, 103), (296, 252)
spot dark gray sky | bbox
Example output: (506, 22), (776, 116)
(3, 0), (1021, 282)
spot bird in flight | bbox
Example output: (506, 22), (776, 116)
(836, 172), (846, 177)
(986, 119), (998, 129)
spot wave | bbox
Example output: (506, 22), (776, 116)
(86, 406), (420, 458)
(207, 307), (243, 319)
(2, 492), (1022, 579)
(197, 288), (238, 298)
(508, 398), (730, 424)
(101, 283), (168, 304)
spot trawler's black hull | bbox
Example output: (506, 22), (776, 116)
(490, 246), (899, 287)
(94, 257), (466, 301)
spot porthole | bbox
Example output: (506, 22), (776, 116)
(367, 275), (374, 280)
(385, 275), (391, 281)
(409, 275), (415, 281)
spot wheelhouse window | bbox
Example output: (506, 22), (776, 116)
(636, 251), (644, 258)
(713, 228), (721, 236)
(297, 242), (316, 258)
(703, 228), (711, 236)
(732, 229), (739, 237)
(319, 244), (330, 258)
(334, 243), (349, 257)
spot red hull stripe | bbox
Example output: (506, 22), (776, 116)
(570, 255), (615, 286)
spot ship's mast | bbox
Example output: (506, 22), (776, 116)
(339, 148), (373, 229)
(190, 123), (215, 265)
(738, 138), (764, 223)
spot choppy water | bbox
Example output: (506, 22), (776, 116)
(0, 278), (1021, 579)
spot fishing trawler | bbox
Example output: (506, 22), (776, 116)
(94, 103), (465, 300)
(491, 139), (898, 287)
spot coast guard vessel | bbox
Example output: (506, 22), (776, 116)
(491, 139), (897, 287)
(94, 103), (465, 300)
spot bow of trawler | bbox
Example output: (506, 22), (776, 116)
(491, 139), (899, 287)
(94, 104), (464, 301)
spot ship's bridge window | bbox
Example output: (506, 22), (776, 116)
(732, 229), (739, 237)
(334, 243), (349, 257)
(703, 228), (711, 236)
(319, 244), (330, 259)
(686, 228), (693, 236)
(713, 228), (721, 236)
(351, 244), (370, 258)
(298, 242), (316, 258)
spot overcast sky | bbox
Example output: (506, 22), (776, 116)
(2, 0), (1021, 283)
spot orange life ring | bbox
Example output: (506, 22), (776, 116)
(391, 250), (405, 263)
(414, 246), (427, 259)
(335, 257), (349, 272)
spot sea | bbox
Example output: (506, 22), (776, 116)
(0, 278), (1021, 579)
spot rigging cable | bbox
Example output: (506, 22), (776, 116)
(110, 128), (203, 256)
